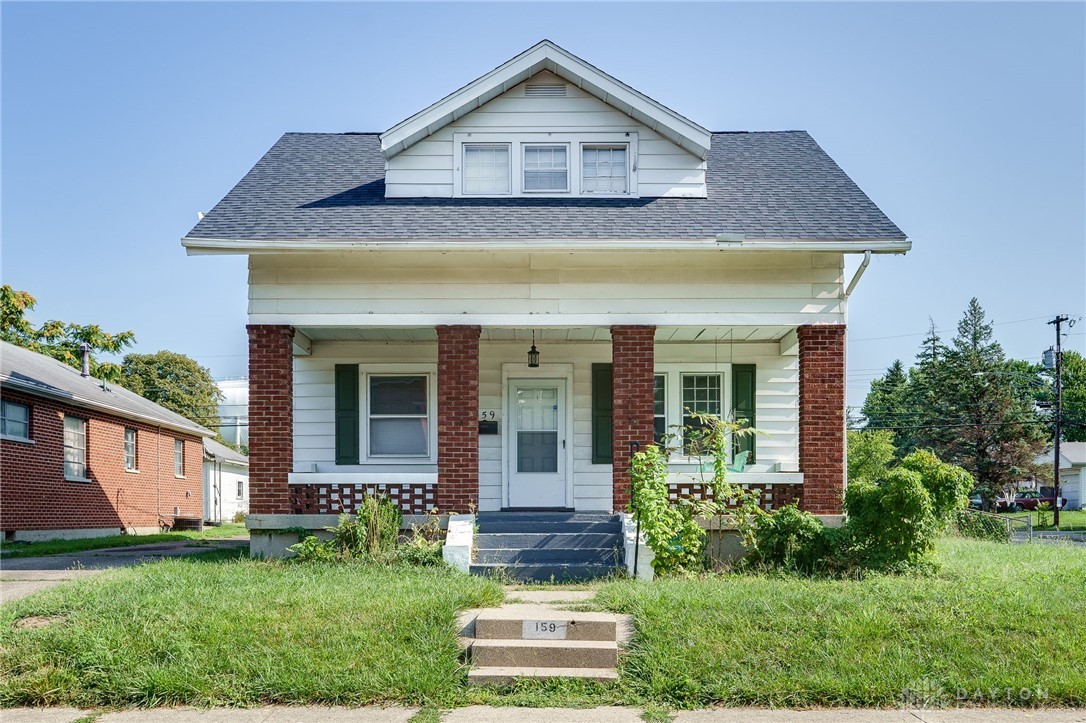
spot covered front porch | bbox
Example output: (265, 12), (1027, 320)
(246, 323), (845, 529)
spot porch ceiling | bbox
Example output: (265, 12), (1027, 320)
(297, 326), (795, 344)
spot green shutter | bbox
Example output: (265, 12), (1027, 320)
(334, 364), (360, 465)
(732, 364), (756, 462)
(591, 363), (613, 464)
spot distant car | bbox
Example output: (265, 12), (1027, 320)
(969, 494), (983, 510)
(996, 490), (1067, 512)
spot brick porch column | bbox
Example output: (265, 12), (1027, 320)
(247, 324), (294, 515)
(611, 325), (656, 512)
(797, 324), (846, 516)
(436, 325), (480, 513)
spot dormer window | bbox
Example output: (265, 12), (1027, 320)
(462, 143), (511, 195)
(582, 145), (628, 194)
(453, 133), (639, 198)
(523, 144), (569, 192)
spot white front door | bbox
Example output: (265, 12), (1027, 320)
(508, 379), (567, 508)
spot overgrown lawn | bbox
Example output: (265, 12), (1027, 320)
(596, 537), (1086, 707)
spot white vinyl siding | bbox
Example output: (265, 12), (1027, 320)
(63, 416), (87, 479)
(1, 400), (30, 440)
(249, 250), (846, 329)
(462, 144), (510, 195)
(385, 70), (704, 198)
(291, 339), (799, 511)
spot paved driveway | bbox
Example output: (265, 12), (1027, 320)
(1, 539), (248, 604)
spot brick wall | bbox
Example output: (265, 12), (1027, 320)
(436, 325), (480, 513)
(797, 324), (846, 515)
(611, 325), (656, 512)
(0, 389), (203, 534)
(248, 324), (294, 515)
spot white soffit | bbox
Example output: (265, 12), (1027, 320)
(380, 40), (712, 161)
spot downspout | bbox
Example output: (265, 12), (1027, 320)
(156, 425), (162, 531)
(843, 250), (872, 299)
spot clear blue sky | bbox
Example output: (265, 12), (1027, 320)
(3, 2), (1084, 408)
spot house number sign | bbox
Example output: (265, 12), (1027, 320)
(480, 409), (501, 421)
(522, 620), (569, 639)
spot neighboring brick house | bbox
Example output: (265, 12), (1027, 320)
(1, 341), (209, 541)
(183, 41), (909, 558)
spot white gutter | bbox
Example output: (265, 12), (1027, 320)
(844, 250), (873, 298)
(0, 376), (211, 438)
(183, 236), (911, 255)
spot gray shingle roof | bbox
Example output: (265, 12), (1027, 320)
(204, 437), (248, 465)
(1, 341), (211, 437)
(185, 132), (905, 242)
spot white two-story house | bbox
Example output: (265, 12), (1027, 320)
(184, 41), (908, 562)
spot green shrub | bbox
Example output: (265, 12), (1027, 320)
(899, 450), (973, 524)
(846, 430), (896, 483)
(232, 511), (247, 524)
(632, 445), (709, 575)
(288, 496), (407, 563)
(845, 469), (937, 571)
(748, 504), (829, 573)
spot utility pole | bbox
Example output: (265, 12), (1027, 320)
(1046, 315), (1070, 527)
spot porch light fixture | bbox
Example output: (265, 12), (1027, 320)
(527, 331), (540, 368)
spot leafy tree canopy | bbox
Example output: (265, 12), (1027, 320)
(118, 351), (224, 431)
(1, 285), (135, 380)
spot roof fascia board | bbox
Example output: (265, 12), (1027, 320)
(380, 40), (711, 160)
(183, 237), (911, 255)
(1, 376), (211, 437)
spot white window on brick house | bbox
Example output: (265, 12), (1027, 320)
(124, 428), (138, 471)
(368, 375), (429, 457)
(174, 439), (184, 477)
(1, 399), (30, 441)
(462, 143), (511, 195)
(237, 479), (244, 499)
(581, 145), (628, 194)
(63, 415), (87, 479)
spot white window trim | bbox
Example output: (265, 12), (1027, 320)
(124, 428), (138, 472)
(522, 142), (570, 194)
(453, 131), (638, 198)
(458, 141), (512, 197)
(1, 399), (31, 442)
(360, 364), (438, 465)
(174, 439), (186, 478)
(63, 415), (88, 481)
(653, 364), (733, 465)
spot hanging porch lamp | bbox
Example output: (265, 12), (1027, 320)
(527, 330), (540, 368)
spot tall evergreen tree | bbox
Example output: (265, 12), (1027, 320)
(925, 299), (1048, 506)
(861, 359), (912, 451)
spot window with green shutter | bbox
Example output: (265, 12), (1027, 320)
(591, 363), (613, 464)
(334, 364), (360, 465)
(732, 364), (756, 462)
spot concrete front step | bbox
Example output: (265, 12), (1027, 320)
(475, 547), (619, 565)
(469, 563), (619, 582)
(467, 666), (619, 686)
(471, 638), (619, 668)
(473, 532), (620, 550)
(476, 520), (622, 534)
(474, 607), (619, 641)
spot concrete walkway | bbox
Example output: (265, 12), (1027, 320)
(0, 539), (248, 604)
(2, 706), (1083, 722)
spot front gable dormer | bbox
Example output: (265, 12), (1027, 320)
(381, 41), (711, 199)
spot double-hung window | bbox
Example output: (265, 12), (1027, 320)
(582, 145), (628, 194)
(681, 374), (723, 455)
(237, 480), (244, 499)
(369, 375), (429, 457)
(523, 144), (568, 192)
(1, 400), (30, 441)
(653, 375), (667, 445)
(63, 415), (87, 479)
(462, 143), (511, 195)
(124, 428), (137, 471)
(174, 439), (184, 477)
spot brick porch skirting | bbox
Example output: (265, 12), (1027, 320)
(667, 482), (801, 512)
(289, 483), (437, 515)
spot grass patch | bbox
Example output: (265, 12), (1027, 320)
(0, 524), (248, 559)
(595, 537), (1086, 708)
(0, 557), (503, 708)
(1030, 508), (1086, 531)
(2, 537), (1083, 710)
